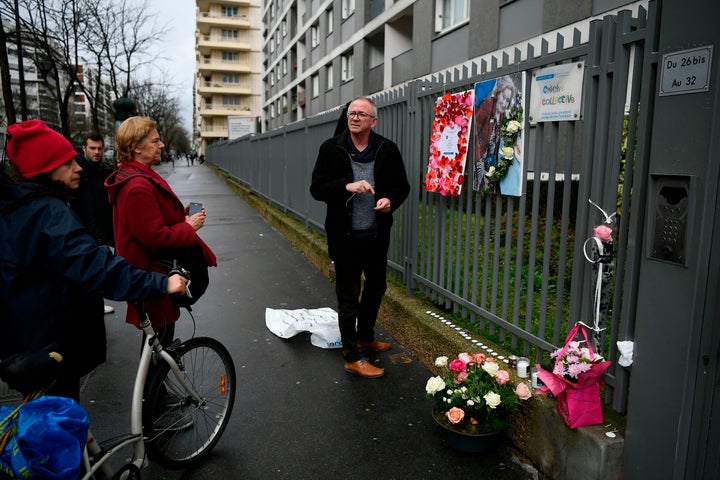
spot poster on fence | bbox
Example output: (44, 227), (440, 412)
(423, 89), (474, 197)
(528, 62), (584, 123)
(472, 73), (526, 197)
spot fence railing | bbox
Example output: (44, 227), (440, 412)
(207, 3), (657, 414)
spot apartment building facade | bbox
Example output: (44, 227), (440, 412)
(261, 0), (643, 132)
(195, 0), (264, 152)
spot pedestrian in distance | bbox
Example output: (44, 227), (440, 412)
(71, 131), (116, 315)
(310, 96), (410, 379)
(105, 116), (217, 348)
(0, 119), (188, 401)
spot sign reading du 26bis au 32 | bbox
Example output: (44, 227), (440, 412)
(659, 46), (713, 97)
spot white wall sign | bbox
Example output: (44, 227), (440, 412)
(659, 46), (712, 96)
(227, 116), (256, 140)
(529, 62), (585, 123)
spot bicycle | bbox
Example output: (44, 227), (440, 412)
(80, 268), (236, 479)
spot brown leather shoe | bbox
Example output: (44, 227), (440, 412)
(344, 360), (385, 378)
(357, 340), (392, 352)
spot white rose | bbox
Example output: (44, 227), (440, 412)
(506, 120), (522, 133)
(486, 166), (496, 178)
(500, 146), (515, 160)
(425, 376), (446, 395)
(481, 361), (499, 377)
(435, 356), (449, 368)
(484, 391), (502, 409)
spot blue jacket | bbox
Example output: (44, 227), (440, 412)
(310, 130), (410, 261)
(0, 179), (168, 380)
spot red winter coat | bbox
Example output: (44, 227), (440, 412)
(105, 160), (217, 329)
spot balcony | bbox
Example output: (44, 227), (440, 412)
(197, 81), (252, 96)
(199, 103), (253, 117)
(197, 0), (250, 11)
(197, 35), (251, 56)
(197, 58), (252, 75)
(197, 11), (250, 35)
(198, 124), (229, 139)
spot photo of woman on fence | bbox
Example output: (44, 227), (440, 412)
(472, 74), (524, 196)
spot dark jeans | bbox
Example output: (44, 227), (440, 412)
(334, 233), (388, 362)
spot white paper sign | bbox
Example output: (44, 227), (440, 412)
(529, 62), (585, 123)
(265, 307), (342, 349)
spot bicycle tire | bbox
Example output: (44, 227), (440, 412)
(143, 336), (236, 469)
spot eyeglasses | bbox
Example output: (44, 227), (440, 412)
(346, 111), (376, 119)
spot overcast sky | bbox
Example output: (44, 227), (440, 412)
(139, 1), (196, 133)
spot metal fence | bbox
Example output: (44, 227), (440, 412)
(208, 3), (658, 414)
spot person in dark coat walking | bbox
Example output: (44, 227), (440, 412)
(0, 120), (187, 400)
(310, 97), (410, 378)
(71, 132), (116, 314)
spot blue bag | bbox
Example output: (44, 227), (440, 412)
(0, 396), (89, 480)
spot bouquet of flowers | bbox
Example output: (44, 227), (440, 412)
(536, 324), (612, 428)
(425, 352), (532, 434)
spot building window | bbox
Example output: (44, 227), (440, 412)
(270, 103), (276, 118)
(282, 58), (288, 75)
(341, 51), (353, 81)
(435, 0), (469, 32)
(281, 19), (287, 37)
(222, 51), (239, 62)
(223, 95), (240, 106)
(222, 29), (239, 40)
(311, 74), (319, 98)
(222, 73), (240, 84)
(327, 8), (334, 34)
(221, 6), (238, 17)
(311, 24), (319, 48)
(341, 0), (355, 19)
(326, 64), (334, 90)
(270, 71), (275, 86)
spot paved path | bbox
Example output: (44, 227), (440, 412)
(83, 162), (539, 480)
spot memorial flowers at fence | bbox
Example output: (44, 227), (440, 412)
(424, 90), (474, 197)
(481, 94), (524, 196)
(425, 352), (532, 434)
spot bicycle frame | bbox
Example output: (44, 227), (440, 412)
(81, 314), (200, 480)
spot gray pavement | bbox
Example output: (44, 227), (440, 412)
(83, 161), (539, 480)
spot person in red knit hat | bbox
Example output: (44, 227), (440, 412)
(0, 120), (188, 400)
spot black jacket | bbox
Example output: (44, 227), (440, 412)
(310, 130), (410, 260)
(71, 153), (115, 246)
(0, 178), (168, 383)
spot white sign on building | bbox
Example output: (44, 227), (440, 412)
(227, 116), (256, 140)
(529, 62), (585, 123)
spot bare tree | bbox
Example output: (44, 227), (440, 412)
(1, 0), (168, 138)
(0, 10), (16, 125)
(132, 78), (189, 154)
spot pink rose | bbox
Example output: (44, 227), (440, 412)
(454, 371), (468, 385)
(446, 407), (465, 424)
(495, 370), (510, 385)
(458, 353), (473, 364)
(449, 359), (467, 373)
(516, 383), (532, 400)
(594, 225), (613, 243)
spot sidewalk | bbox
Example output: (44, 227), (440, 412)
(83, 162), (541, 480)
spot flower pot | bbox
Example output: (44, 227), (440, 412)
(432, 410), (505, 453)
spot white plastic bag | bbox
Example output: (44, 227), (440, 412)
(265, 307), (342, 349)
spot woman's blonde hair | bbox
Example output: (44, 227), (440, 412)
(115, 116), (156, 162)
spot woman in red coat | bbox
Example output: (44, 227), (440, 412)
(105, 117), (217, 344)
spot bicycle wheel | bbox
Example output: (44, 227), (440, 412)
(143, 337), (236, 469)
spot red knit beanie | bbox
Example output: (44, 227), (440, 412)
(6, 120), (77, 178)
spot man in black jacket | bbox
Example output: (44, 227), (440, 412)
(310, 97), (410, 378)
(71, 132), (116, 314)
